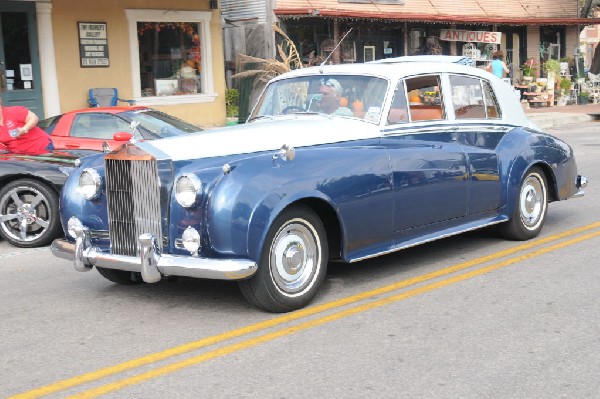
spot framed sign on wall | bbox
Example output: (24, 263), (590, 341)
(78, 22), (109, 67)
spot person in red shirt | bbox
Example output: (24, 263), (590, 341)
(0, 98), (53, 155)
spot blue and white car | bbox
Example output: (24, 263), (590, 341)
(51, 57), (587, 312)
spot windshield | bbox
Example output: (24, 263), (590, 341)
(117, 109), (202, 139)
(250, 75), (388, 124)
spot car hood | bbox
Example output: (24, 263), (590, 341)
(137, 115), (380, 161)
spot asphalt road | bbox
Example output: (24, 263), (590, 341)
(1, 121), (599, 399)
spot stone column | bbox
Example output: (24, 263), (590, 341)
(36, 2), (61, 117)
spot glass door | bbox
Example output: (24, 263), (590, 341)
(0, 1), (43, 115)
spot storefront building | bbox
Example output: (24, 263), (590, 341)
(0, 0), (226, 126)
(274, 0), (590, 81)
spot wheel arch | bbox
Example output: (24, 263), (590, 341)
(0, 173), (62, 196)
(248, 195), (342, 264)
(534, 161), (559, 202)
(504, 157), (557, 219)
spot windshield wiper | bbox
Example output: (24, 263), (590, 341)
(247, 115), (274, 123)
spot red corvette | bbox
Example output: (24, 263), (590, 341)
(39, 106), (202, 152)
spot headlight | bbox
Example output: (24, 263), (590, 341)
(182, 226), (201, 254)
(175, 174), (202, 208)
(78, 168), (102, 200)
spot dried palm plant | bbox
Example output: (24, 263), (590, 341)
(232, 24), (303, 82)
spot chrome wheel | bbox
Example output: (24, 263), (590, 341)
(0, 179), (61, 247)
(519, 172), (546, 231)
(499, 167), (548, 241)
(239, 205), (328, 312)
(270, 220), (321, 296)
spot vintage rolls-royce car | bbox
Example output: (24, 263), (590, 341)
(51, 57), (587, 312)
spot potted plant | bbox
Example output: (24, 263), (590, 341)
(578, 90), (591, 105)
(543, 59), (561, 77)
(553, 78), (572, 106)
(543, 59), (561, 101)
(559, 78), (572, 95)
(225, 88), (239, 125)
(521, 58), (538, 84)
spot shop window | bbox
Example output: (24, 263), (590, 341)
(409, 29), (426, 55)
(125, 9), (216, 105)
(363, 46), (376, 62)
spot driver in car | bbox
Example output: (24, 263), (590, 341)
(319, 78), (353, 116)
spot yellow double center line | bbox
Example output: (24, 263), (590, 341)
(11, 221), (600, 399)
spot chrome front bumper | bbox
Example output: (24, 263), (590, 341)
(51, 228), (257, 283)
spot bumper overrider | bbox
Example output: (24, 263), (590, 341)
(574, 175), (588, 198)
(51, 224), (258, 283)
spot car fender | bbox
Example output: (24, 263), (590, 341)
(501, 128), (575, 217)
(205, 152), (340, 261)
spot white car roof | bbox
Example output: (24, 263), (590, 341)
(270, 57), (488, 83)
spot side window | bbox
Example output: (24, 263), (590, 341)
(387, 80), (408, 125)
(71, 114), (130, 139)
(482, 81), (501, 119)
(449, 75), (486, 119)
(405, 75), (445, 121)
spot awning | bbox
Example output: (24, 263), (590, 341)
(274, 0), (593, 26)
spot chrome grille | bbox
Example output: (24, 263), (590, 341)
(105, 158), (162, 256)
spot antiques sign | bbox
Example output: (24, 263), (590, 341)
(78, 22), (109, 67)
(440, 29), (502, 44)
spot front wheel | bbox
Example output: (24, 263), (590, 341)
(239, 205), (328, 312)
(499, 166), (548, 241)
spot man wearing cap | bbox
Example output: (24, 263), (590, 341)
(319, 78), (353, 116)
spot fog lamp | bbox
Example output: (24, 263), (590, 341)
(67, 217), (84, 238)
(182, 226), (201, 254)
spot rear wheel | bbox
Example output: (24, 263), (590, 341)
(0, 179), (62, 248)
(96, 267), (142, 285)
(239, 205), (328, 312)
(499, 166), (548, 241)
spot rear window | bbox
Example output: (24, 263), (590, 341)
(449, 75), (501, 120)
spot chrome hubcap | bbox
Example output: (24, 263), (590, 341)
(519, 174), (545, 230)
(270, 221), (319, 295)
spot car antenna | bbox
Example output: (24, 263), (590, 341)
(320, 28), (353, 73)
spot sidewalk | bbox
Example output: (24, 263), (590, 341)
(524, 103), (600, 129)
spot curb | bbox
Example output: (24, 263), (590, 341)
(527, 113), (594, 129)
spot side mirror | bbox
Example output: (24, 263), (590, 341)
(113, 132), (133, 142)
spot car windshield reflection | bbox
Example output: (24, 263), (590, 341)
(118, 109), (202, 139)
(250, 75), (388, 124)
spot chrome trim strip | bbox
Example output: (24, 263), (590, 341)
(382, 122), (517, 135)
(349, 218), (507, 263)
(51, 237), (258, 281)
